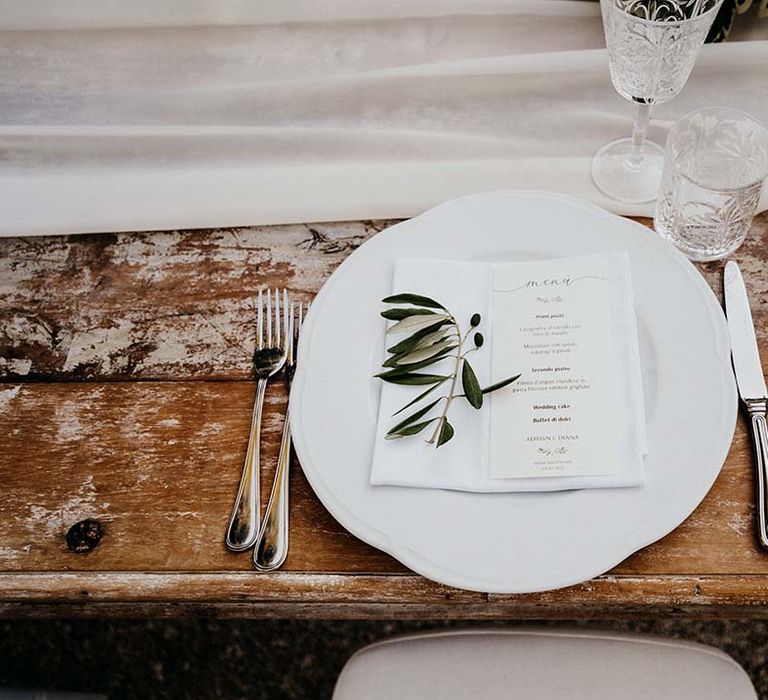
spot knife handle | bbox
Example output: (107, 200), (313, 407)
(746, 399), (768, 551)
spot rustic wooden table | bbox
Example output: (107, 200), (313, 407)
(1, 214), (767, 618)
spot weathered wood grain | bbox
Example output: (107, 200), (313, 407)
(0, 381), (396, 574)
(1, 215), (765, 382)
(0, 212), (767, 617)
(0, 377), (765, 577)
(1, 573), (767, 619)
(0, 222), (391, 381)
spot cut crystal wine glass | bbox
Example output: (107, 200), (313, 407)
(592, 0), (724, 204)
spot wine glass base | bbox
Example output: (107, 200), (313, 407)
(591, 138), (665, 204)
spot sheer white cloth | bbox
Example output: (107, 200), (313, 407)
(0, 0), (765, 236)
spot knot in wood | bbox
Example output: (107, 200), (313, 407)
(66, 519), (103, 553)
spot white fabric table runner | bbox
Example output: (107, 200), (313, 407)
(0, 0), (766, 237)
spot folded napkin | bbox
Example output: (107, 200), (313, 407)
(370, 254), (646, 492)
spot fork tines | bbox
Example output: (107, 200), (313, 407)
(287, 302), (307, 370)
(257, 288), (290, 351)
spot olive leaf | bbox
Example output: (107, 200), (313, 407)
(382, 293), (445, 309)
(377, 347), (454, 377)
(393, 339), (457, 366)
(376, 295), (519, 450)
(461, 359), (483, 409)
(411, 327), (453, 351)
(392, 378), (449, 416)
(381, 307), (438, 321)
(386, 399), (441, 437)
(387, 322), (451, 355)
(385, 419), (437, 440)
(382, 339), (456, 368)
(386, 313), (450, 336)
(481, 373), (521, 395)
(436, 418), (455, 447)
(379, 373), (451, 386)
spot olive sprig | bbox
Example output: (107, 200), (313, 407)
(376, 293), (520, 448)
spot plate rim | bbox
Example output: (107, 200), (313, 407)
(290, 189), (738, 593)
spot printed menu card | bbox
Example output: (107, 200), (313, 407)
(490, 253), (646, 480)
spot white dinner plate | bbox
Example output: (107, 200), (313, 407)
(290, 190), (737, 593)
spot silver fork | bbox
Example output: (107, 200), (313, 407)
(253, 302), (305, 570)
(225, 288), (288, 552)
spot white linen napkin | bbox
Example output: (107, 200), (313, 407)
(370, 255), (646, 492)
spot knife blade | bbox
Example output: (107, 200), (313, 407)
(725, 262), (768, 401)
(724, 261), (768, 551)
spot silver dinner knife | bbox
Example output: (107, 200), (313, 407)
(724, 261), (768, 550)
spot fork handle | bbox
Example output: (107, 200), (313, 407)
(253, 414), (291, 570)
(225, 377), (267, 551)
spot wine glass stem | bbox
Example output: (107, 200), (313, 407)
(627, 101), (652, 171)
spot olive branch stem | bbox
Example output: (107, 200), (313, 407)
(375, 293), (520, 448)
(426, 343), (463, 445)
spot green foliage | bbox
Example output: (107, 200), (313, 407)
(376, 294), (520, 448)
